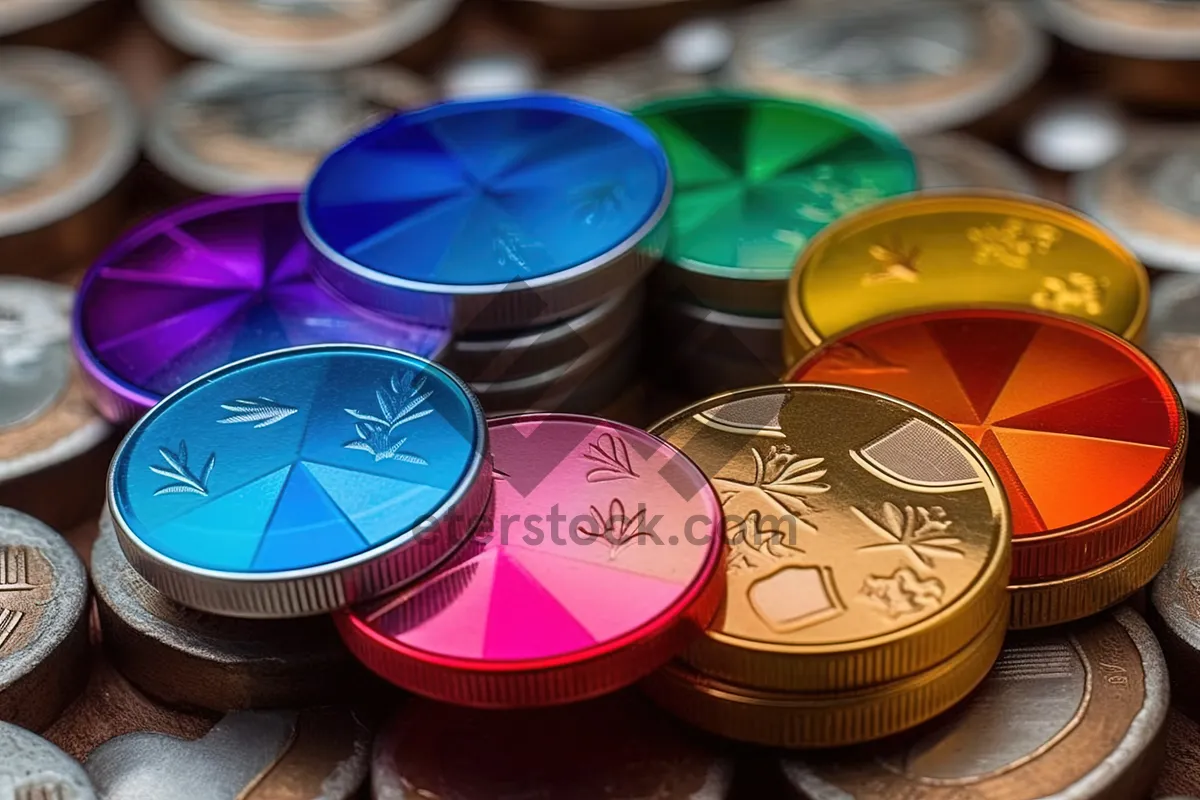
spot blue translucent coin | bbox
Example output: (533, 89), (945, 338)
(302, 94), (671, 332)
(107, 345), (491, 618)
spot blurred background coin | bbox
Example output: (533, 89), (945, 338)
(439, 50), (542, 99)
(0, 277), (111, 531)
(0, 719), (96, 799)
(372, 691), (734, 799)
(909, 132), (1039, 194)
(1151, 489), (1200, 719)
(0, 507), (88, 732)
(781, 608), (1167, 800)
(140, 0), (464, 71)
(1021, 97), (1128, 174)
(1074, 125), (1200, 274)
(92, 513), (366, 711)
(0, 47), (138, 279)
(729, 0), (1048, 136)
(146, 62), (433, 198)
(85, 707), (371, 800)
(1147, 274), (1200, 436)
(0, 0), (114, 50)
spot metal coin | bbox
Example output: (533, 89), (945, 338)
(730, 0), (1048, 135)
(1147, 273), (1200, 416)
(1074, 125), (1200, 272)
(1158, 708), (1200, 797)
(0, 720), (96, 800)
(0, 277), (111, 531)
(1150, 488), (1200, 717)
(140, 0), (462, 71)
(1040, 0), (1200, 59)
(910, 132), (1038, 194)
(86, 707), (371, 800)
(93, 512), (364, 711)
(107, 344), (491, 618)
(782, 607), (1168, 800)
(0, 507), (88, 733)
(371, 691), (734, 799)
(303, 94), (670, 332)
(0, 47), (138, 278)
(147, 62), (433, 196)
(0, 0), (101, 39)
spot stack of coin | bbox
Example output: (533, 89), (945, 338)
(789, 309), (1185, 629)
(139, 0), (463, 72)
(303, 94), (670, 414)
(633, 91), (917, 399)
(646, 384), (1012, 748)
(728, 0), (1048, 139)
(1041, 0), (1200, 110)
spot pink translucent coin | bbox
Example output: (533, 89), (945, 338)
(336, 413), (726, 708)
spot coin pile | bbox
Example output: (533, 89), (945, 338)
(10, 1), (1200, 798)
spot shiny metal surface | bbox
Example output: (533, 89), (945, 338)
(0, 720), (95, 800)
(1148, 273), (1200, 415)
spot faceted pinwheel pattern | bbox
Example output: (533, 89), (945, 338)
(790, 310), (1182, 536)
(304, 96), (670, 287)
(362, 417), (724, 665)
(77, 193), (449, 402)
(111, 347), (483, 573)
(635, 93), (916, 278)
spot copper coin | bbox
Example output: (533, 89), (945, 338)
(0, 507), (89, 732)
(93, 513), (365, 711)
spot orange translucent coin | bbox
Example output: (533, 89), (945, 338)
(787, 308), (1185, 581)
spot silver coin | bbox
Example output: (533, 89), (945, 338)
(1074, 125), (1200, 272)
(0, 720), (96, 800)
(782, 607), (1168, 800)
(1151, 489), (1200, 716)
(1039, 0), (1200, 59)
(1145, 273), (1200, 414)
(86, 708), (371, 800)
(447, 283), (642, 382)
(141, 0), (462, 71)
(0, 48), (137, 240)
(910, 131), (1038, 194)
(372, 691), (733, 799)
(94, 513), (362, 712)
(729, 0), (1048, 134)
(147, 61), (433, 195)
(0, 507), (88, 733)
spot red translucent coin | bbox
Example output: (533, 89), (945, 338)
(336, 413), (726, 708)
(787, 308), (1185, 580)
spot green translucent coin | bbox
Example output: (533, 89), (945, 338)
(635, 92), (918, 282)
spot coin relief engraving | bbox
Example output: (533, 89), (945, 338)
(852, 504), (964, 568)
(217, 397), (297, 428)
(342, 372), (432, 465)
(966, 218), (1061, 270)
(795, 165), (883, 224)
(1032, 272), (1109, 316)
(150, 441), (215, 498)
(578, 499), (652, 561)
(861, 567), (945, 617)
(863, 237), (921, 286)
(583, 432), (639, 482)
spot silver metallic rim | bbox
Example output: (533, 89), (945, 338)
(106, 344), (492, 618)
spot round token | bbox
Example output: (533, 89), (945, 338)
(372, 692), (734, 799)
(336, 413), (725, 707)
(634, 92), (916, 316)
(1074, 126), (1200, 272)
(0, 277), (111, 530)
(0, 0), (100, 39)
(147, 62), (433, 196)
(1041, 0), (1200, 59)
(0, 507), (88, 732)
(1147, 273), (1200, 416)
(303, 94), (670, 332)
(788, 308), (1185, 588)
(140, 0), (461, 71)
(93, 513), (363, 711)
(782, 607), (1167, 797)
(648, 384), (1010, 693)
(0, 48), (138, 277)
(783, 192), (1149, 362)
(1151, 489), (1200, 717)
(729, 0), (1047, 135)
(909, 133), (1038, 195)
(0, 721), (96, 800)
(74, 192), (450, 423)
(107, 344), (490, 618)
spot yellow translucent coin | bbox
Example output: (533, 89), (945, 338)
(783, 192), (1149, 363)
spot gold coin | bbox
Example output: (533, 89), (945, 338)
(1010, 499), (1179, 630)
(783, 192), (1149, 363)
(649, 384), (1010, 692)
(643, 598), (1008, 749)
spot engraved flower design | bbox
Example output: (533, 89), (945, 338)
(1031, 272), (1108, 317)
(794, 164), (883, 224)
(579, 498), (652, 560)
(583, 433), (638, 482)
(343, 372), (432, 465)
(715, 445), (830, 520)
(726, 510), (804, 573)
(860, 567), (945, 617)
(150, 440), (215, 497)
(852, 503), (963, 568)
(572, 182), (625, 226)
(862, 236), (920, 286)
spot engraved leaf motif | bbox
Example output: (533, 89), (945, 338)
(727, 510), (804, 573)
(852, 503), (963, 569)
(583, 432), (639, 482)
(715, 446), (829, 529)
(150, 440), (214, 497)
(578, 498), (652, 560)
(862, 237), (920, 286)
(343, 371), (432, 464)
(217, 397), (298, 428)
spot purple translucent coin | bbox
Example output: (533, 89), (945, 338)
(73, 192), (450, 422)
